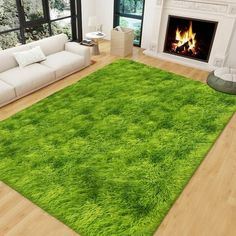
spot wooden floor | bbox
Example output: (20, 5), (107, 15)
(0, 40), (235, 236)
(0, 182), (78, 236)
(154, 114), (236, 236)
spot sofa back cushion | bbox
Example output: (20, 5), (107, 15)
(0, 44), (31, 73)
(13, 46), (46, 68)
(27, 34), (68, 56)
(0, 34), (68, 73)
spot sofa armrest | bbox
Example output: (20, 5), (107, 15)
(65, 42), (91, 67)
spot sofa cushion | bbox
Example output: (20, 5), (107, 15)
(0, 64), (55, 97)
(27, 34), (68, 56)
(41, 51), (85, 79)
(65, 42), (91, 67)
(0, 44), (31, 73)
(13, 46), (46, 68)
(0, 80), (16, 106)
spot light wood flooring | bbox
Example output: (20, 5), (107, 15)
(0, 40), (235, 236)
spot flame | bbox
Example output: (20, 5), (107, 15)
(172, 21), (197, 54)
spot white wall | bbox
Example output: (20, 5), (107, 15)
(95, 0), (114, 40)
(141, 0), (161, 49)
(81, 0), (113, 40)
(81, 0), (96, 37)
(226, 23), (236, 67)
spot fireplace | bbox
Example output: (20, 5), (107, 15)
(164, 16), (218, 62)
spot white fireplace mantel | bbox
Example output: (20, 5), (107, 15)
(142, 0), (236, 71)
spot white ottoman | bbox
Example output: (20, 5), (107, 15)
(207, 67), (236, 94)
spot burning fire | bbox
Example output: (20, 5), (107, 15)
(172, 21), (197, 55)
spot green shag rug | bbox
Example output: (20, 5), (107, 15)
(0, 60), (236, 235)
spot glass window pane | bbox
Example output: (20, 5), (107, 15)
(119, 17), (141, 45)
(49, 0), (71, 20)
(22, 0), (44, 21)
(51, 18), (72, 39)
(0, 0), (19, 31)
(119, 0), (144, 16)
(24, 24), (50, 43)
(0, 31), (22, 50)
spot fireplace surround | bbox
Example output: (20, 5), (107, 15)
(142, 0), (236, 70)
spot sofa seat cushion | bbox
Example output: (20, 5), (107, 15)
(41, 51), (85, 79)
(0, 63), (55, 97)
(0, 80), (17, 106)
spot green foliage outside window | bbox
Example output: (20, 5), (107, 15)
(0, 31), (20, 50)
(50, 0), (67, 11)
(25, 24), (50, 43)
(120, 0), (143, 15)
(51, 21), (72, 39)
(0, 0), (20, 49)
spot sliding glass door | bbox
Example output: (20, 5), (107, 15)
(114, 0), (145, 46)
(0, 0), (82, 50)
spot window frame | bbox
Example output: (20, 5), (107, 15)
(113, 0), (145, 47)
(20, 0), (48, 24)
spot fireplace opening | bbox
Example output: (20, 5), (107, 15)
(164, 16), (218, 62)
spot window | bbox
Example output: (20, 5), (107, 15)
(49, 0), (73, 39)
(0, 0), (21, 49)
(24, 24), (50, 43)
(0, 0), (82, 50)
(22, 0), (45, 22)
(114, 0), (145, 46)
(49, 0), (71, 20)
(51, 18), (72, 39)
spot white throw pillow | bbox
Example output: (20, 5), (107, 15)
(13, 46), (46, 68)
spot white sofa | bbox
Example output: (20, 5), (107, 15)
(0, 34), (91, 107)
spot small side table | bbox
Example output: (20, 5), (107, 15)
(85, 32), (106, 55)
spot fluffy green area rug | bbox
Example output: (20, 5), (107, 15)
(0, 60), (236, 235)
